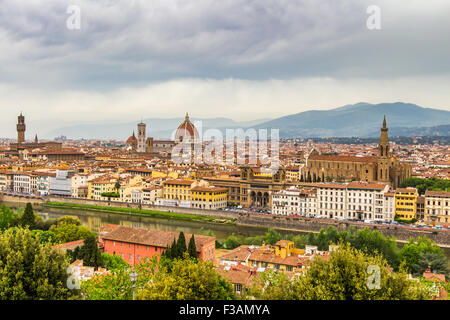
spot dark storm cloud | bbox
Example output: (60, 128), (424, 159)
(2, 0), (448, 89)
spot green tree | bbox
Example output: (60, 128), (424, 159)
(176, 231), (187, 258)
(188, 235), (197, 259)
(76, 235), (103, 269)
(101, 253), (129, 272)
(350, 228), (399, 268)
(398, 237), (446, 273)
(412, 252), (449, 277)
(31, 229), (56, 244)
(81, 258), (158, 300)
(250, 243), (430, 300)
(224, 234), (241, 249)
(137, 255), (234, 300)
(20, 203), (36, 229)
(0, 204), (18, 230)
(264, 228), (282, 245)
(50, 221), (94, 244)
(0, 228), (76, 300)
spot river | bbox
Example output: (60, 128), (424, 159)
(4, 201), (450, 261)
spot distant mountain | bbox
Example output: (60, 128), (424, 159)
(253, 102), (450, 138)
(387, 124), (450, 137)
(44, 102), (450, 140)
(45, 117), (271, 140)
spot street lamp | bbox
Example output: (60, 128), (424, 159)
(129, 270), (138, 300)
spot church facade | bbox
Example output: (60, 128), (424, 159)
(300, 117), (411, 189)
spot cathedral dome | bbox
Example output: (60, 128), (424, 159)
(126, 131), (138, 145)
(174, 112), (199, 143)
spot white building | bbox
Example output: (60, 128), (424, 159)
(13, 173), (31, 194)
(383, 192), (396, 222)
(271, 187), (317, 217)
(71, 174), (89, 198)
(142, 187), (163, 205)
(49, 170), (74, 196)
(35, 172), (54, 196)
(316, 182), (392, 222)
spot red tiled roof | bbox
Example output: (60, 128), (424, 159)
(99, 225), (214, 252)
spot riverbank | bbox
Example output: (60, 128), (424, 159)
(43, 201), (234, 225)
(1, 193), (450, 247)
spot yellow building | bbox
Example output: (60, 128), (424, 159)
(285, 166), (300, 181)
(395, 187), (418, 220)
(191, 186), (228, 210)
(248, 240), (306, 272)
(162, 179), (196, 201)
(88, 177), (119, 201)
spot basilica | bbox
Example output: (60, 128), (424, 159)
(299, 117), (411, 189)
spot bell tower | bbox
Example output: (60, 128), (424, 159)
(137, 121), (146, 153)
(17, 112), (26, 145)
(377, 115), (390, 182)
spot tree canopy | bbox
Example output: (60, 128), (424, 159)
(137, 255), (234, 300)
(249, 243), (431, 300)
(0, 228), (76, 300)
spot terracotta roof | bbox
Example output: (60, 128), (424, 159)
(219, 245), (254, 263)
(126, 132), (137, 144)
(191, 186), (227, 193)
(346, 182), (388, 190)
(163, 179), (195, 186)
(423, 272), (446, 282)
(249, 246), (307, 267)
(52, 239), (85, 252)
(175, 113), (199, 140)
(309, 155), (378, 163)
(216, 264), (258, 286)
(99, 225), (214, 252)
(425, 190), (450, 198)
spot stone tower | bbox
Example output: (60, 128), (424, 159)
(377, 115), (390, 182)
(17, 112), (26, 145)
(137, 121), (146, 153)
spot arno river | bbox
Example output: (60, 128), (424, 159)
(4, 201), (450, 261)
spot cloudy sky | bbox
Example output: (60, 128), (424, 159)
(0, 0), (449, 137)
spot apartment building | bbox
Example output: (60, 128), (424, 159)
(191, 186), (228, 210)
(395, 187), (419, 220)
(271, 187), (317, 217)
(142, 187), (163, 205)
(13, 172), (31, 194)
(424, 190), (450, 225)
(35, 172), (55, 196)
(162, 179), (196, 201)
(0, 170), (14, 191)
(346, 182), (390, 222)
(383, 192), (396, 222)
(316, 182), (391, 222)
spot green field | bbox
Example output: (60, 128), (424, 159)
(43, 201), (229, 223)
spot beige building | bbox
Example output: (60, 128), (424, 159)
(425, 190), (450, 225)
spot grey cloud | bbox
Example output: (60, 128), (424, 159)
(0, 0), (449, 90)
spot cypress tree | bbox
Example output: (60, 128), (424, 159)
(188, 235), (197, 259)
(167, 238), (177, 259)
(20, 203), (36, 229)
(176, 231), (187, 258)
(78, 235), (102, 269)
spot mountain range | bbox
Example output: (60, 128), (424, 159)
(45, 102), (450, 140)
